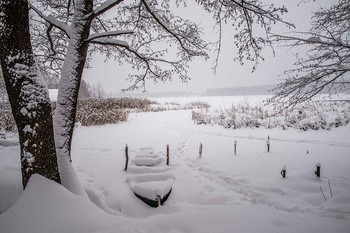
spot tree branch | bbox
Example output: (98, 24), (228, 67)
(86, 30), (134, 43)
(140, 0), (199, 56)
(29, 3), (71, 38)
(92, 0), (124, 18)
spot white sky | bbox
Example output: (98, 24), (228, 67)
(82, 0), (332, 95)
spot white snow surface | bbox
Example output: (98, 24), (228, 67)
(1, 96), (350, 233)
(132, 156), (165, 166)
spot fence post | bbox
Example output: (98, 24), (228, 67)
(266, 136), (270, 152)
(281, 165), (286, 178)
(125, 144), (129, 171)
(166, 144), (170, 166)
(199, 143), (203, 158)
(234, 140), (237, 155)
(315, 163), (321, 178)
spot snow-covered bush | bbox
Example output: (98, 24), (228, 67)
(138, 100), (210, 113)
(186, 101), (211, 109)
(191, 109), (211, 125)
(191, 100), (350, 131)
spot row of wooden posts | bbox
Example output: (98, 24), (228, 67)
(124, 136), (272, 171)
(124, 136), (321, 179)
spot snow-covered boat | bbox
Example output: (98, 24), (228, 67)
(126, 147), (174, 207)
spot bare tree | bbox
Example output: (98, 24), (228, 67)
(0, 0), (60, 188)
(88, 81), (105, 99)
(269, 0), (350, 107)
(78, 79), (91, 99)
(2, 0), (291, 194)
(95, 81), (106, 99)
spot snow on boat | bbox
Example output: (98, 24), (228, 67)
(126, 147), (174, 207)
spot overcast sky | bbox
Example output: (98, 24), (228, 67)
(82, 0), (332, 95)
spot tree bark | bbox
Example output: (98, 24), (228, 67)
(0, 0), (60, 188)
(53, 0), (93, 196)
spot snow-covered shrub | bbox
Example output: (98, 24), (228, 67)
(191, 100), (350, 131)
(186, 101), (211, 109)
(191, 109), (212, 125)
(138, 100), (210, 112)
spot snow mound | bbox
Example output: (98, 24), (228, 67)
(132, 157), (164, 166)
(0, 174), (119, 233)
(127, 166), (170, 174)
(127, 172), (174, 184)
(127, 148), (174, 206)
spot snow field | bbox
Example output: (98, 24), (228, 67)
(1, 96), (350, 233)
(72, 109), (350, 231)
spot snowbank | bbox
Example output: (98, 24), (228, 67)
(0, 174), (121, 233)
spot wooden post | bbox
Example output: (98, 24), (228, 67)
(166, 144), (170, 166)
(315, 163), (321, 178)
(281, 165), (286, 178)
(234, 140), (237, 155)
(266, 135), (270, 152)
(199, 143), (203, 158)
(125, 144), (129, 171)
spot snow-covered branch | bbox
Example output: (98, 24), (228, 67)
(86, 30), (134, 42)
(89, 37), (129, 48)
(92, 0), (124, 18)
(29, 3), (71, 38)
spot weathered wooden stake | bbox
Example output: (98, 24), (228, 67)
(281, 165), (286, 178)
(315, 163), (321, 178)
(199, 143), (203, 158)
(234, 140), (237, 155)
(125, 144), (129, 171)
(266, 135), (270, 152)
(166, 144), (170, 166)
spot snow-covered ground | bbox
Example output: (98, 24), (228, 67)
(1, 96), (350, 233)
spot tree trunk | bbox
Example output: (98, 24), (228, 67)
(0, 0), (60, 188)
(54, 0), (93, 196)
